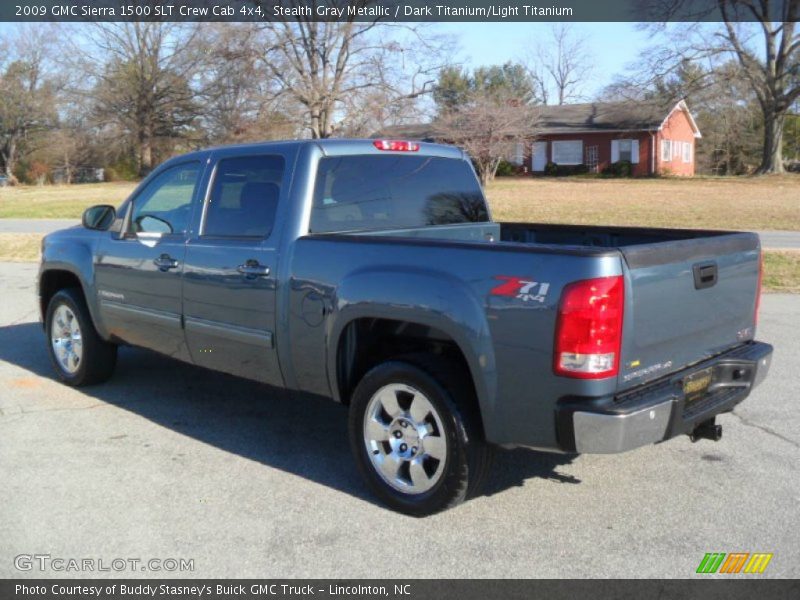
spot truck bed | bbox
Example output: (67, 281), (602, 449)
(339, 220), (762, 393)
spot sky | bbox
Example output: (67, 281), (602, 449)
(435, 22), (654, 99)
(0, 20), (652, 99)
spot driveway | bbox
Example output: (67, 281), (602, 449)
(0, 262), (797, 578)
(0, 219), (78, 234)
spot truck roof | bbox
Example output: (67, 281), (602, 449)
(180, 138), (465, 161)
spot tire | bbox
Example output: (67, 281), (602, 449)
(348, 354), (493, 516)
(45, 287), (117, 386)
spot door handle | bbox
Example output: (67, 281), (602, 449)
(153, 254), (179, 271)
(237, 260), (270, 278)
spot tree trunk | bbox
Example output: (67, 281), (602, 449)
(478, 164), (490, 187)
(2, 140), (20, 185)
(758, 107), (785, 174)
(138, 124), (153, 177)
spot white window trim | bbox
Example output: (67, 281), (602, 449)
(682, 142), (692, 163)
(661, 139), (672, 162)
(551, 140), (584, 165)
(511, 142), (524, 166)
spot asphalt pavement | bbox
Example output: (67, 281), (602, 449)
(1, 219), (799, 250)
(0, 261), (798, 578)
(0, 219), (78, 234)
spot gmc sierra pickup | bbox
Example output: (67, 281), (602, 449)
(39, 139), (772, 515)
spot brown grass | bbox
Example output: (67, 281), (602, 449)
(0, 234), (42, 262)
(763, 250), (800, 293)
(486, 175), (800, 231)
(0, 182), (135, 219)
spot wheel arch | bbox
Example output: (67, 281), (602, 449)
(327, 267), (499, 440)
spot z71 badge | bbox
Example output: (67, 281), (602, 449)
(490, 276), (550, 303)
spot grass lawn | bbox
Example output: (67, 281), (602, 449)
(0, 182), (135, 219)
(2, 231), (797, 292)
(763, 251), (800, 293)
(486, 175), (800, 231)
(0, 234), (42, 262)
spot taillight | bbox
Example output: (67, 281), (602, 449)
(755, 251), (763, 326)
(373, 140), (420, 152)
(554, 276), (624, 379)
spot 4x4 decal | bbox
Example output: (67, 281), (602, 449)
(490, 276), (550, 303)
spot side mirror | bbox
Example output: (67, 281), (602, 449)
(82, 205), (116, 231)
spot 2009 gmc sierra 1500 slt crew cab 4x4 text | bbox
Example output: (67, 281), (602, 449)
(39, 139), (773, 515)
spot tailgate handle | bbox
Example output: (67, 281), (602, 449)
(693, 262), (718, 289)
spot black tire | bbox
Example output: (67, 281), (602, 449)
(45, 287), (117, 386)
(348, 354), (493, 516)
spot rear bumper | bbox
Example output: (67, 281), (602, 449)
(556, 341), (773, 454)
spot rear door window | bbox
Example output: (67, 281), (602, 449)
(309, 155), (488, 233)
(203, 155), (285, 238)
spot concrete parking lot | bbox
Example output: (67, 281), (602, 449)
(1, 261), (798, 578)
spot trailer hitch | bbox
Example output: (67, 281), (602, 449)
(690, 419), (722, 443)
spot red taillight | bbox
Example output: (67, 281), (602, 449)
(755, 251), (763, 326)
(554, 276), (625, 379)
(373, 139), (420, 152)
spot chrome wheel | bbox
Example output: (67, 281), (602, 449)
(50, 304), (83, 375)
(363, 383), (448, 494)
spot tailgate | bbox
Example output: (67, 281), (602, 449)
(617, 232), (761, 390)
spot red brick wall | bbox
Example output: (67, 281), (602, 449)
(540, 132), (655, 177)
(655, 107), (697, 176)
(520, 107), (699, 177)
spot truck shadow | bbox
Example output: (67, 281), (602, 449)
(0, 321), (579, 507)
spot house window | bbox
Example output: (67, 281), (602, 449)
(552, 140), (583, 165)
(510, 142), (524, 166)
(661, 140), (672, 162)
(618, 139), (633, 162)
(682, 142), (692, 163)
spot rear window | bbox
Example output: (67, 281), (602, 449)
(203, 155), (284, 238)
(309, 155), (488, 233)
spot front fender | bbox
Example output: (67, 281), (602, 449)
(39, 230), (106, 337)
(326, 265), (500, 438)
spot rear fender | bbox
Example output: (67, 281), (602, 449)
(327, 265), (500, 437)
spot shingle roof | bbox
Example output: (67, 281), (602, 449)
(536, 101), (673, 134)
(372, 100), (698, 139)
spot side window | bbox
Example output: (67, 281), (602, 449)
(203, 155), (285, 238)
(129, 163), (200, 234)
(618, 139), (633, 162)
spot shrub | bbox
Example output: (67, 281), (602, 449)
(602, 160), (633, 178)
(105, 158), (139, 181)
(544, 162), (589, 176)
(20, 161), (51, 185)
(495, 160), (517, 177)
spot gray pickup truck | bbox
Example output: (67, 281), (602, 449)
(39, 139), (772, 515)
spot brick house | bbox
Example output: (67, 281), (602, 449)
(375, 99), (702, 177)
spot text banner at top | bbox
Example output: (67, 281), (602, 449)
(3, 0), (797, 23)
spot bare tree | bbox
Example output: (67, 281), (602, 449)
(71, 23), (204, 176)
(195, 24), (298, 144)
(637, 1), (799, 173)
(257, 2), (451, 138)
(435, 93), (539, 185)
(527, 24), (593, 105)
(0, 26), (58, 183)
(717, 1), (799, 173)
